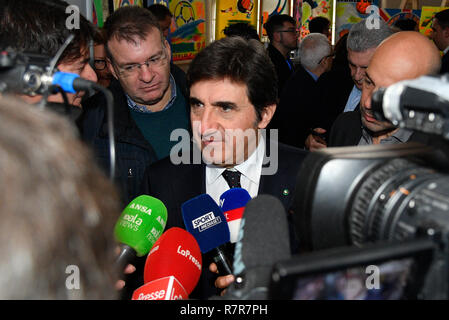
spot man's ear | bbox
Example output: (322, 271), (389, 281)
(107, 58), (118, 80)
(258, 104), (277, 129)
(164, 39), (171, 59)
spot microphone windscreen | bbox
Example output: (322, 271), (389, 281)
(182, 194), (230, 253)
(114, 195), (167, 257)
(132, 276), (188, 300)
(219, 188), (251, 243)
(143, 227), (202, 295)
(233, 194), (291, 274)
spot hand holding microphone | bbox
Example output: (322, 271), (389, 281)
(114, 195), (167, 272)
(182, 194), (233, 276)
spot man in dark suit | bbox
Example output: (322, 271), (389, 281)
(270, 33), (333, 148)
(431, 9), (449, 74)
(263, 14), (298, 97)
(329, 31), (441, 147)
(305, 18), (394, 151)
(140, 37), (307, 299)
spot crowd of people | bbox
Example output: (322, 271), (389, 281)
(0, 0), (448, 300)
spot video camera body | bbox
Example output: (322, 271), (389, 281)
(272, 74), (449, 299)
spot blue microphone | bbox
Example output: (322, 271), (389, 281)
(219, 188), (251, 243)
(182, 194), (233, 275)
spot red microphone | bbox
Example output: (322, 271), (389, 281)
(132, 276), (188, 300)
(141, 227), (202, 298)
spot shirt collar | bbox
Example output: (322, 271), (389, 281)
(304, 67), (319, 82)
(361, 126), (413, 144)
(206, 135), (266, 185)
(126, 74), (177, 113)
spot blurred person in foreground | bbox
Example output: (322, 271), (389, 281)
(0, 96), (121, 299)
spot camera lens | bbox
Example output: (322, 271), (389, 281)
(349, 158), (446, 245)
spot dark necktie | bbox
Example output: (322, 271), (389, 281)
(222, 169), (241, 189)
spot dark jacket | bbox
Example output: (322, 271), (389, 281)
(329, 109), (433, 147)
(270, 65), (321, 148)
(135, 140), (308, 299)
(78, 78), (185, 205)
(440, 51), (449, 75)
(267, 43), (295, 97)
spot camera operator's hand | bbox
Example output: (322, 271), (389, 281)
(305, 128), (327, 151)
(209, 262), (234, 296)
(115, 264), (136, 290)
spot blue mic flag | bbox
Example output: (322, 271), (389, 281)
(182, 194), (230, 253)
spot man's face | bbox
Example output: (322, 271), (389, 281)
(278, 22), (298, 51)
(431, 18), (449, 51)
(190, 79), (275, 167)
(48, 48), (97, 107)
(360, 57), (402, 134)
(108, 28), (171, 108)
(347, 48), (376, 90)
(93, 43), (113, 88)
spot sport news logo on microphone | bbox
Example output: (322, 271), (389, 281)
(192, 211), (222, 232)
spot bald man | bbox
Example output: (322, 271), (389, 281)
(328, 31), (441, 146)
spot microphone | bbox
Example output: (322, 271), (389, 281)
(132, 276), (188, 300)
(220, 194), (291, 300)
(182, 194), (233, 275)
(219, 188), (251, 243)
(143, 227), (202, 297)
(114, 195), (167, 270)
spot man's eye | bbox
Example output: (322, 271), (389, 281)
(124, 65), (137, 71)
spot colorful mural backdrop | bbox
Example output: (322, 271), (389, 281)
(300, 0), (333, 39)
(92, 0), (105, 27)
(216, 0), (259, 40)
(261, 0), (291, 37)
(112, 0), (143, 11)
(170, 0), (206, 61)
(380, 8), (421, 29)
(419, 6), (449, 38)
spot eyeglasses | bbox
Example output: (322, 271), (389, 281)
(277, 29), (299, 35)
(113, 50), (168, 77)
(94, 59), (107, 71)
(319, 53), (335, 64)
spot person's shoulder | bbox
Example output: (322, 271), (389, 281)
(147, 153), (203, 176)
(334, 109), (360, 126)
(273, 140), (309, 164)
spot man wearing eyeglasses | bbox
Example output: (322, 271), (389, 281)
(263, 14), (298, 97)
(79, 6), (190, 205)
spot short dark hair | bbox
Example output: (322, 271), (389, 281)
(187, 37), (278, 121)
(223, 22), (260, 41)
(309, 16), (330, 34)
(0, 0), (96, 64)
(435, 9), (449, 29)
(146, 3), (173, 21)
(104, 6), (163, 60)
(393, 18), (417, 31)
(263, 14), (296, 41)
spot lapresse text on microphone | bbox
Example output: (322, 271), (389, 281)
(132, 227), (202, 300)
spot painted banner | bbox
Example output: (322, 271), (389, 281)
(215, 0), (259, 40)
(112, 0), (143, 11)
(92, 0), (104, 27)
(335, 0), (384, 41)
(380, 8), (421, 29)
(261, 0), (291, 37)
(170, 0), (206, 61)
(419, 6), (449, 38)
(300, 0), (333, 39)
